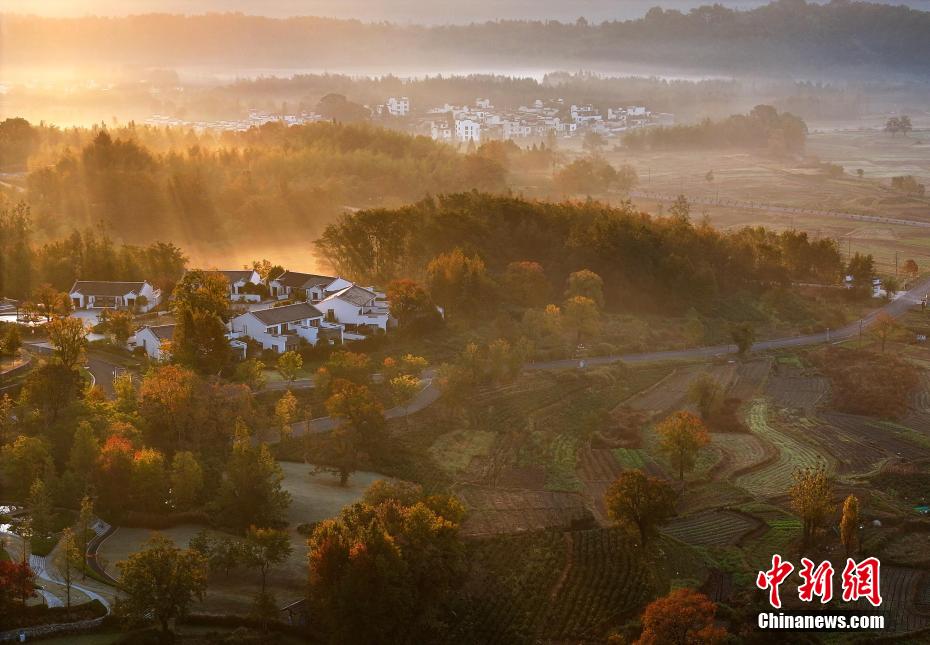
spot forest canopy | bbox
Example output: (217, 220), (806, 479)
(315, 192), (843, 313)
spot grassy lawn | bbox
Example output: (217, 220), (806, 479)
(262, 367), (315, 383)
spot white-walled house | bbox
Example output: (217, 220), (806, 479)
(229, 302), (343, 353)
(69, 281), (161, 313)
(202, 269), (263, 302)
(134, 324), (174, 361)
(268, 271), (352, 303)
(134, 322), (247, 361)
(318, 285), (392, 332)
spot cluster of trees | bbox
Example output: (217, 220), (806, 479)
(623, 105), (807, 155)
(884, 115), (913, 137)
(317, 193), (844, 315)
(1, 329), (291, 531)
(553, 156), (638, 195)
(0, 202), (187, 301)
(8, 3), (929, 77)
(310, 350), (428, 485)
(308, 481), (466, 643)
(891, 175), (926, 196)
(0, 118), (38, 169)
(20, 121), (507, 245)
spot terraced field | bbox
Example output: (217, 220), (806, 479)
(460, 528), (652, 643)
(709, 433), (775, 481)
(662, 509), (762, 546)
(735, 400), (832, 498)
(456, 485), (592, 537)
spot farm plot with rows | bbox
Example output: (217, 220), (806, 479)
(541, 529), (656, 639)
(798, 416), (889, 476)
(901, 411), (930, 442)
(457, 527), (654, 643)
(765, 368), (828, 413)
(458, 366), (676, 492)
(455, 485), (592, 537)
(866, 566), (930, 633)
(735, 400), (833, 498)
(576, 447), (624, 524)
(821, 412), (930, 460)
(661, 509), (762, 546)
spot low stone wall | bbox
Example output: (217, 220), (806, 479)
(0, 616), (106, 642)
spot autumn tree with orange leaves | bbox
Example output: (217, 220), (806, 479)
(656, 411), (710, 481)
(635, 588), (727, 645)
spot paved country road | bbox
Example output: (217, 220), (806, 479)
(526, 274), (930, 371)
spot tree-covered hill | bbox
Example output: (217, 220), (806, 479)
(5, 1), (929, 77)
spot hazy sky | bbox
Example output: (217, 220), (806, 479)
(5, 0), (929, 23)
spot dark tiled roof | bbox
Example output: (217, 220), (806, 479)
(274, 271), (335, 290)
(249, 302), (323, 326)
(330, 285), (376, 307)
(70, 281), (147, 297)
(204, 270), (255, 284)
(144, 324), (175, 341)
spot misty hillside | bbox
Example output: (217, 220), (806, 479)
(2, 1), (930, 78)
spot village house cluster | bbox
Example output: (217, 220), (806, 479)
(410, 97), (673, 144)
(144, 96), (671, 142)
(66, 270), (394, 362)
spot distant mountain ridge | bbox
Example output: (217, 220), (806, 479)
(2, 1), (929, 78)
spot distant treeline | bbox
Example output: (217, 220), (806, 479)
(315, 193), (843, 313)
(623, 105), (807, 154)
(4, 2), (929, 77)
(12, 120), (506, 244)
